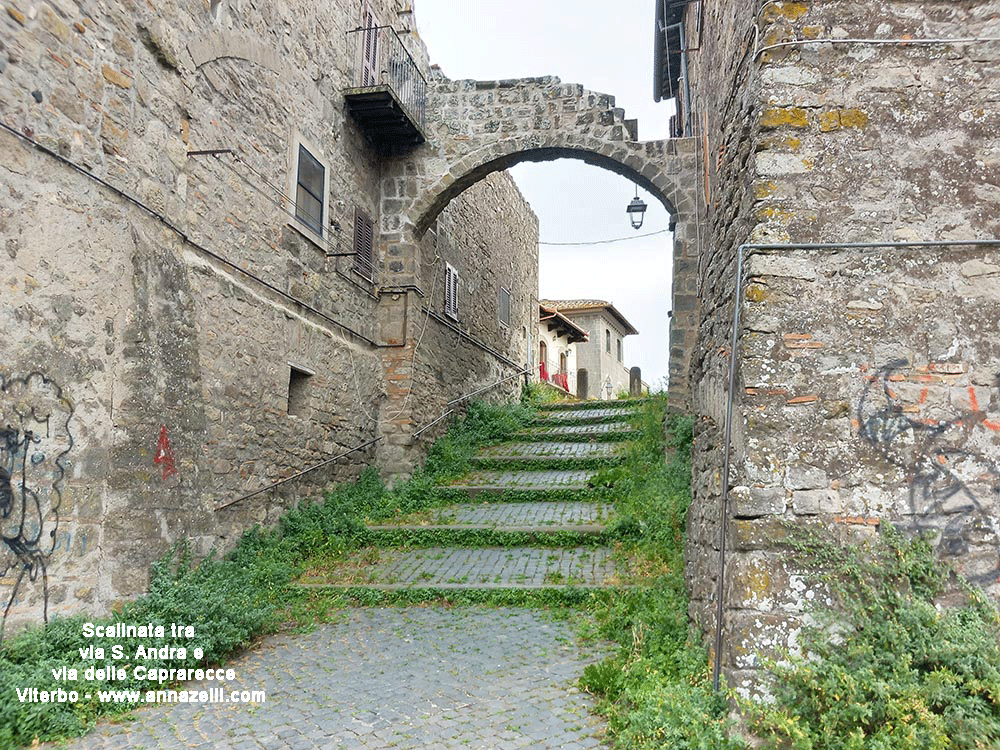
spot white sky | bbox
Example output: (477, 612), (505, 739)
(411, 0), (675, 387)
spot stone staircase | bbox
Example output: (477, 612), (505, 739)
(300, 400), (644, 597)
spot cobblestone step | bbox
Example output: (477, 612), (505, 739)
(538, 398), (647, 412)
(446, 469), (596, 493)
(371, 501), (615, 529)
(300, 547), (623, 589)
(513, 420), (639, 442)
(476, 441), (624, 460)
(472, 442), (625, 469)
(531, 406), (636, 425)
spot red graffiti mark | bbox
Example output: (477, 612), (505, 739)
(155, 426), (176, 479)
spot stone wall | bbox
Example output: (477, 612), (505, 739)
(679, 0), (1000, 695)
(0, 0), (540, 632)
(407, 172), (538, 447)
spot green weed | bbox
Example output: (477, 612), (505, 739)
(748, 526), (1000, 750)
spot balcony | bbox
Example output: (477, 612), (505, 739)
(344, 25), (427, 154)
(538, 361), (573, 395)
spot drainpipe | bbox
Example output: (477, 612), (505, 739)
(712, 238), (1000, 693)
(678, 20), (693, 137)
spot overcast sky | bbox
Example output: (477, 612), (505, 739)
(412, 0), (675, 387)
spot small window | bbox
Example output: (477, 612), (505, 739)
(287, 366), (313, 417)
(295, 145), (324, 235)
(617, 338), (623, 362)
(445, 264), (459, 320)
(353, 207), (375, 280)
(605, 329), (611, 353)
(287, 132), (329, 245)
(498, 286), (511, 328)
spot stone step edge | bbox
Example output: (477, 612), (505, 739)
(365, 523), (610, 534)
(469, 454), (624, 465)
(510, 430), (639, 443)
(295, 582), (636, 591)
(530, 414), (635, 426)
(439, 484), (592, 495)
(537, 398), (648, 412)
(358, 526), (613, 548)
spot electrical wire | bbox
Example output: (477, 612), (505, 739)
(539, 227), (673, 246)
(0, 119), (377, 347)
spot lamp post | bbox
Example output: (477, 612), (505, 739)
(626, 185), (647, 229)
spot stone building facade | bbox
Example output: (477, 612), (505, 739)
(657, 0), (1000, 696)
(0, 0), (539, 634)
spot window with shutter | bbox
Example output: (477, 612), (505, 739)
(286, 132), (330, 246)
(498, 286), (511, 328)
(445, 264), (459, 320)
(361, 5), (379, 87)
(353, 207), (375, 280)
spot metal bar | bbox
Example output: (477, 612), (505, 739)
(448, 367), (531, 406)
(214, 436), (384, 511)
(412, 409), (454, 440)
(713, 243), (744, 692)
(187, 149), (234, 156)
(412, 366), (532, 441)
(713, 237), (1000, 691)
(757, 36), (1000, 58)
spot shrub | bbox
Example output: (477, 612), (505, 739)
(750, 527), (1000, 750)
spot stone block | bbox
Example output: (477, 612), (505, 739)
(791, 488), (840, 515)
(731, 485), (786, 517)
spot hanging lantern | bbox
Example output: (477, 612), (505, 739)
(626, 186), (647, 230)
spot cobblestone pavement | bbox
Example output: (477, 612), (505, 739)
(43, 608), (611, 750)
(308, 547), (619, 588)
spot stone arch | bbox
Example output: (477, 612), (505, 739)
(404, 134), (690, 239)
(187, 30), (284, 73)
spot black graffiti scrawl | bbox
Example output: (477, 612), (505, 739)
(857, 359), (1000, 584)
(1, 372), (74, 642)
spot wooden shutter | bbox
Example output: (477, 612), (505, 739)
(353, 207), (374, 279)
(361, 6), (379, 87)
(445, 264), (458, 319)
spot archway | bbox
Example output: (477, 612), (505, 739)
(375, 75), (700, 475)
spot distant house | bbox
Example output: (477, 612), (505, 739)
(539, 300), (639, 400)
(537, 304), (588, 396)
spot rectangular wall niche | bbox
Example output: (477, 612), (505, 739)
(287, 365), (314, 417)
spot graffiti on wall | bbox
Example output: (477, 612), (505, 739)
(857, 359), (1000, 584)
(155, 425), (176, 480)
(1, 372), (75, 641)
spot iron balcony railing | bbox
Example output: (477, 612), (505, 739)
(347, 24), (427, 129)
